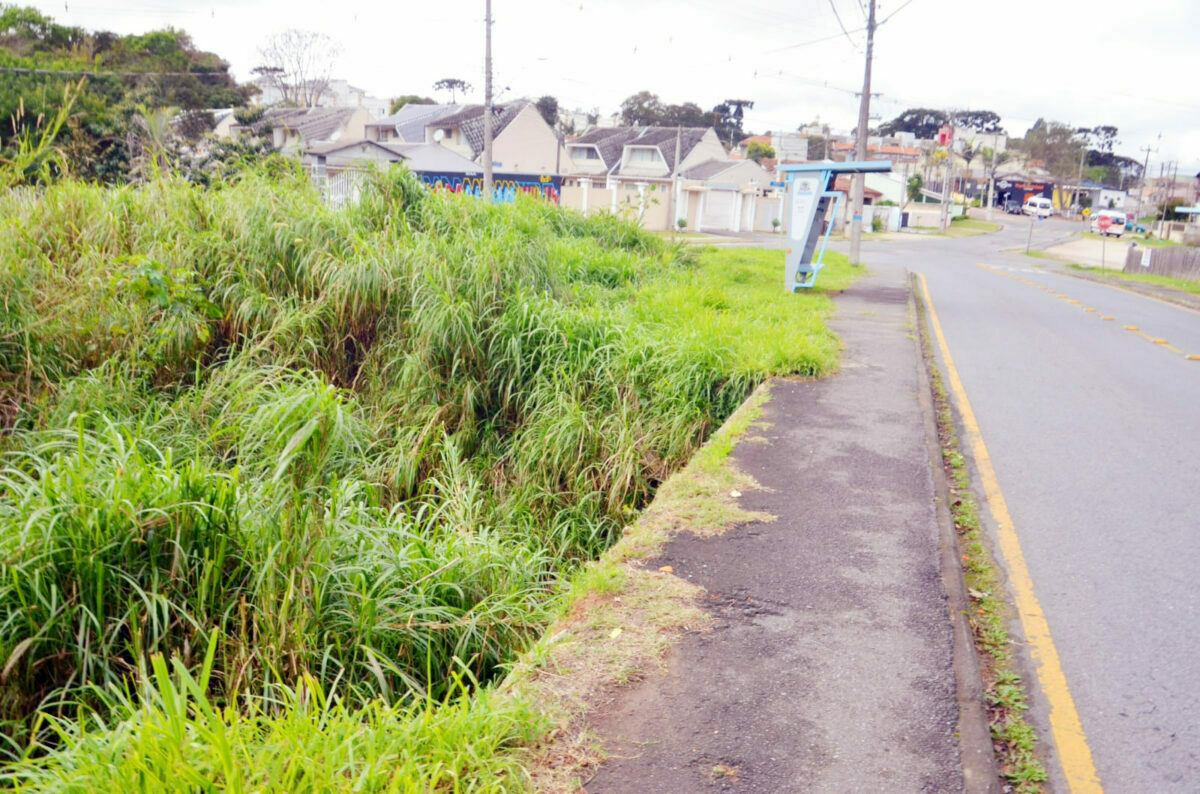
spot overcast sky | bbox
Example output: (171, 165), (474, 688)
(30, 0), (1200, 176)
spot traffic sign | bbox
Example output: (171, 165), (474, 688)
(1082, 208), (1091, 218)
(1098, 216), (1112, 231)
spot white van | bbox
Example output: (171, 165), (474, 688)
(1022, 197), (1054, 218)
(1090, 209), (1126, 237)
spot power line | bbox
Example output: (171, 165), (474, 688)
(827, 0), (862, 52)
(0, 65), (234, 80)
(762, 26), (869, 55)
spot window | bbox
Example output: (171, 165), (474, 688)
(627, 147), (660, 165)
(570, 147), (600, 161)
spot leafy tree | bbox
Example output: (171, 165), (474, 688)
(806, 135), (827, 160)
(1, 5), (252, 183)
(877, 108), (947, 139)
(711, 99), (753, 146)
(745, 141), (775, 163)
(389, 94), (434, 114)
(618, 91), (753, 143)
(432, 78), (471, 103)
(878, 107), (1003, 139)
(907, 173), (923, 203)
(620, 90), (665, 126)
(534, 95), (558, 127)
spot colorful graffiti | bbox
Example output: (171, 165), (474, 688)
(417, 171), (561, 203)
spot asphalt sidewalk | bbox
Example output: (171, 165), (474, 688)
(583, 268), (993, 792)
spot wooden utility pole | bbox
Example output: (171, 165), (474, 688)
(848, 0), (876, 265)
(482, 0), (494, 202)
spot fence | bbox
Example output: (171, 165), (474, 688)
(1124, 245), (1200, 281)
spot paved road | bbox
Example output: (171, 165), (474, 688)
(836, 219), (1200, 792)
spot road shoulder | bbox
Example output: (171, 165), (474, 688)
(571, 268), (982, 791)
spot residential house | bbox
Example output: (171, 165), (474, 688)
(236, 106), (370, 153)
(734, 132), (808, 163)
(364, 100), (563, 175)
(560, 126), (777, 232)
(300, 139), (484, 207)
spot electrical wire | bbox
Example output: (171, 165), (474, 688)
(826, 0), (861, 52)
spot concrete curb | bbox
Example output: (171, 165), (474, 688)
(1054, 266), (1200, 314)
(909, 273), (1004, 794)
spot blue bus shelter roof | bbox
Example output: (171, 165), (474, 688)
(778, 160), (893, 174)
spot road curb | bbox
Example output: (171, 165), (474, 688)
(909, 273), (1005, 794)
(1054, 266), (1200, 314)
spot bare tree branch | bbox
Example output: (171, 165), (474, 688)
(255, 30), (341, 107)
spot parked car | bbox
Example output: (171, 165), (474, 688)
(1022, 197), (1054, 218)
(1090, 209), (1126, 237)
(1003, 199), (1023, 215)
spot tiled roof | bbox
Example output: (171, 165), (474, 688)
(571, 126), (711, 174)
(681, 158), (736, 180)
(428, 101), (531, 157)
(260, 107), (361, 142)
(365, 103), (463, 142)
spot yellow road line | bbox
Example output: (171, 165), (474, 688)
(917, 272), (1103, 793)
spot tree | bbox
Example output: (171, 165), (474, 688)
(745, 141), (775, 163)
(535, 95), (559, 127)
(806, 135), (828, 160)
(907, 174), (924, 203)
(389, 94), (434, 114)
(433, 78), (472, 103)
(255, 29), (341, 107)
(1, 6), (252, 183)
(878, 107), (1003, 139)
(711, 99), (753, 146)
(959, 140), (980, 175)
(620, 90), (665, 126)
(877, 108), (947, 139)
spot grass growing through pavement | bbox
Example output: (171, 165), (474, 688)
(0, 163), (850, 789)
(914, 282), (1048, 792)
(1067, 264), (1200, 295)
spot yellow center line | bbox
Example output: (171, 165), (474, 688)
(917, 272), (1103, 793)
(976, 266), (1192, 362)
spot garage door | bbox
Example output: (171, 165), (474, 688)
(702, 189), (735, 231)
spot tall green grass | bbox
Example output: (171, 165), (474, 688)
(0, 165), (848, 783)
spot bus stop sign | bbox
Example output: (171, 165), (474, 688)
(777, 161), (893, 291)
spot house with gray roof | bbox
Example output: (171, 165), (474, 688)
(364, 99), (563, 175)
(236, 106), (371, 153)
(559, 126), (778, 232)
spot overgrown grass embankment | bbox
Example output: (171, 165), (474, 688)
(0, 166), (850, 790)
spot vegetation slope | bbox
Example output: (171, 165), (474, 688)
(0, 166), (849, 789)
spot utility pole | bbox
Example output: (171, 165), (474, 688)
(940, 111), (955, 230)
(1134, 137), (1157, 224)
(985, 143), (996, 221)
(482, 0), (494, 202)
(848, 0), (876, 265)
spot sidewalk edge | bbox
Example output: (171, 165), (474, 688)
(909, 273), (1005, 794)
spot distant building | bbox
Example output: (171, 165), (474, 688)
(364, 100), (563, 174)
(235, 106), (371, 153)
(250, 76), (390, 119)
(734, 132), (808, 163)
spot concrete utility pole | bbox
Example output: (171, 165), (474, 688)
(1134, 138), (1157, 223)
(848, 0), (876, 265)
(482, 0), (494, 202)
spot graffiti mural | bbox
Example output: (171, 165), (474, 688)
(417, 171), (562, 204)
